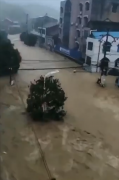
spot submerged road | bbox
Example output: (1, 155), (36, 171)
(1, 35), (119, 180)
(10, 34), (81, 84)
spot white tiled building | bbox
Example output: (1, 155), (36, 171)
(85, 31), (119, 72)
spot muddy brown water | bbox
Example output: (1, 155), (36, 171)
(0, 35), (119, 180)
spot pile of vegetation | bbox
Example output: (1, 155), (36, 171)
(20, 32), (37, 46)
(0, 32), (21, 75)
(27, 75), (67, 121)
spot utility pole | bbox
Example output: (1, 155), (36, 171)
(9, 57), (13, 85)
(26, 13), (29, 33)
(103, 28), (109, 58)
(40, 13), (47, 47)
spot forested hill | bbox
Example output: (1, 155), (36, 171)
(23, 3), (59, 19)
(0, 1), (59, 22)
(0, 2), (26, 22)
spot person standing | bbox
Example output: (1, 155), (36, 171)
(97, 57), (109, 86)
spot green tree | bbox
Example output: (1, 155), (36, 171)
(27, 76), (67, 121)
(0, 32), (21, 75)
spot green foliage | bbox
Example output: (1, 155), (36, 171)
(0, 33), (21, 75)
(20, 32), (27, 41)
(24, 34), (37, 46)
(20, 32), (37, 46)
(27, 76), (67, 121)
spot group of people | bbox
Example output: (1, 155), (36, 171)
(97, 57), (119, 87)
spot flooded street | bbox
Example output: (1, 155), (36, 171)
(1, 35), (119, 180)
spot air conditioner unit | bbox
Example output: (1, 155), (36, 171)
(76, 23), (78, 27)
(71, 22), (74, 25)
(80, 12), (82, 15)
(74, 36), (77, 40)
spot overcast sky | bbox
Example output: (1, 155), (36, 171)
(3, 0), (61, 9)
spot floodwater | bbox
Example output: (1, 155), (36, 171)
(0, 35), (119, 180)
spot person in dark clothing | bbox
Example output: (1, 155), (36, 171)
(97, 57), (109, 86)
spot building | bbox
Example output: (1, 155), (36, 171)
(85, 31), (119, 72)
(1, 18), (13, 31)
(8, 25), (21, 35)
(30, 15), (59, 47)
(0, 18), (21, 33)
(59, 0), (119, 58)
(31, 15), (58, 31)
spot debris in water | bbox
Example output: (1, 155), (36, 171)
(3, 151), (7, 154)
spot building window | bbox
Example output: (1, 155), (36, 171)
(59, 28), (62, 34)
(77, 30), (80, 37)
(115, 58), (119, 67)
(88, 42), (93, 50)
(85, 2), (90, 11)
(86, 56), (91, 65)
(84, 17), (88, 27)
(41, 29), (45, 34)
(84, 30), (89, 38)
(112, 3), (118, 13)
(60, 18), (62, 24)
(78, 17), (82, 24)
(79, 3), (83, 11)
(117, 44), (119, 52)
(60, 7), (63, 13)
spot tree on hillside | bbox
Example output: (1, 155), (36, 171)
(27, 75), (67, 121)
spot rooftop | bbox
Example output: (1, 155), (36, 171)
(43, 22), (58, 28)
(91, 31), (119, 39)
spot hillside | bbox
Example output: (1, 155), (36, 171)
(0, 1), (26, 22)
(0, 1), (59, 22)
(23, 3), (59, 19)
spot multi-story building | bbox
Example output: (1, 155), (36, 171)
(30, 15), (59, 47)
(59, 0), (119, 57)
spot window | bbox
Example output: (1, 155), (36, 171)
(112, 3), (118, 13)
(84, 17), (88, 27)
(59, 28), (62, 34)
(77, 30), (80, 37)
(42, 29), (45, 34)
(117, 44), (119, 52)
(75, 42), (79, 50)
(84, 30), (89, 38)
(88, 42), (93, 50)
(60, 18), (62, 24)
(60, 7), (63, 13)
(115, 58), (119, 67)
(79, 3), (83, 11)
(38, 28), (41, 33)
(85, 2), (90, 11)
(86, 56), (91, 65)
(78, 17), (82, 24)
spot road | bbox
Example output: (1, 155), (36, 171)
(1, 35), (119, 180)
